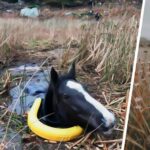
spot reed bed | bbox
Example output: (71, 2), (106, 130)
(0, 5), (141, 150)
(66, 15), (139, 85)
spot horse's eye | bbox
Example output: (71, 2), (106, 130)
(63, 94), (70, 99)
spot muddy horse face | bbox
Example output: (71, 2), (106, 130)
(40, 63), (116, 133)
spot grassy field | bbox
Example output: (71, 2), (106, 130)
(0, 5), (141, 150)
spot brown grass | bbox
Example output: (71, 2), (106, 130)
(125, 62), (150, 150)
(0, 5), (141, 150)
(67, 15), (139, 85)
(0, 17), (84, 66)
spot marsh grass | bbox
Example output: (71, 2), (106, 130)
(125, 62), (150, 150)
(0, 18), (84, 66)
(70, 15), (138, 85)
(0, 5), (141, 150)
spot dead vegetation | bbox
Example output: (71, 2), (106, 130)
(70, 15), (138, 84)
(0, 5), (141, 150)
(125, 62), (150, 150)
(0, 17), (84, 66)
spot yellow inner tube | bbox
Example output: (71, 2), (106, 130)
(27, 98), (83, 142)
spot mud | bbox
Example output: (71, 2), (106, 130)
(0, 125), (22, 150)
(0, 2), (140, 149)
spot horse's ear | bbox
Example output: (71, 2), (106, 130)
(67, 61), (76, 80)
(50, 67), (58, 87)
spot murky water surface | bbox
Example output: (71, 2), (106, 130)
(9, 64), (50, 115)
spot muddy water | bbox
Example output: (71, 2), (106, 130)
(8, 64), (50, 115)
(0, 126), (22, 150)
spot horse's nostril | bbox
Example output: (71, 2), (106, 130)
(102, 121), (115, 133)
(104, 116), (116, 130)
(109, 119), (116, 128)
(108, 113), (116, 127)
(110, 122), (115, 128)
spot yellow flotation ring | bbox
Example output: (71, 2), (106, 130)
(27, 98), (83, 142)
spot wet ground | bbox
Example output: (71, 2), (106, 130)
(0, 52), (125, 149)
(0, 2), (141, 150)
(8, 64), (50, 115)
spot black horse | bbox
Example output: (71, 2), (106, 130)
(39, 63), (115, 133)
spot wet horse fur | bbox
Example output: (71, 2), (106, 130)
(39, 63), (116, 133)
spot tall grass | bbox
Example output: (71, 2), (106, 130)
(0, 18), (84, 65)
(125, 62), (150, 150)
(69, 15), (139, 84)
(0, 5), (141, 149)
